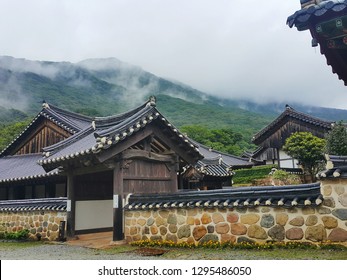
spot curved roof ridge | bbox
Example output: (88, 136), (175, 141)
(44, 103), (93, 130)
(94, 104), (155, 138)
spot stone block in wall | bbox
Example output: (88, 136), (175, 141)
(159, 210), (170, 218)
(248, 225), (267, 239)
(286, 228), (304, 240)
(177, 215), (185, 225)
(302, 208), (315, 215)
(237, 236), (255, 244)
(155, 216), (167, 226)
(212, 213), (224, 224)
(169, 224), (177, 233)
(322, 216), (338, 229)
(199, 234), (219, 244)
(207, 225), (214, 233)
(323, 185), (332, 196)
(216, 223), (230, 234)
(268, 225), (285, 241)
(221, 234), (236, 243)
(240, 214), (260, 225)
(305, 225), (327, 242)
(338, 193), (347, 207)
(186, 217), (194, 225)
(177, 225), (191, 239)
(328, 228), (347, 242)
(276, 213), (288, 226)
(317, 207), (331, 214)
(150, 235), (162, 241)
(332, 209), (347, 220)
(147, 217), (155, 226)
(201, 213), (212, 224)
(167, 214), (177, 225)
(166, 233), (177, 243)
(227, 213), (239, 223)
(193, 226), (207, 241)
(305, 215), (318, 226)
(142, 227), (149, 235)
(260, 214), (274, 228)
(160, 226), (167, 235)
(334, 186), (345, 195)
(150, 226), (158, 235)
(230, 223), (247, 235)
(323, 197), (336, 208)
(289, 216), (304, 226)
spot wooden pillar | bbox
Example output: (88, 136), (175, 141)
(113, 161), (124, 241)
(66, 170), (76, 238)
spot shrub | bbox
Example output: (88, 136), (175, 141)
(2, 229), (30, 240)
(233, 165), (276, 185)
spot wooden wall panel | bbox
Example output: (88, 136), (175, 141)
(14, 120), (71, 155)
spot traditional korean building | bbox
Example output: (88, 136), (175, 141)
(181, 142), (253, 190)
(0, 97), (203, 240)
(287, 0), (347, 84)
(249, 105), (333, 169)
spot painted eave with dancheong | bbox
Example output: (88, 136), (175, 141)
(287, 0), (347, 31)
(125, 182), (323, 210)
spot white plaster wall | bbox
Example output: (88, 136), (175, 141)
(279, 149), (299, 168)
(75, 200), (113, 230)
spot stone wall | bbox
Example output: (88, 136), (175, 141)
(124, 182), (347, 244)
(0, 210), (67, 241)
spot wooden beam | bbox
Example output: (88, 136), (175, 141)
(113, 160), (124, 241)
(121, 149), (175, 163)
(66, 169), (76, 238)
(96, 128), (155, 163)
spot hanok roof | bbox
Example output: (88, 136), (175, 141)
(196, 143), (254, 169)
(0, 154), (59, 185)
(252, 105), (333, 147)
(125, 182), (323, 210)
(182, 142), (253, 179)
(0, 102), (92, 156)
(39, 97), (203, 170)
(317, 154), (347, 178)
(287, 1), (347, 30)
(0, 198), (66, 212)
(287, 0), (347, 85)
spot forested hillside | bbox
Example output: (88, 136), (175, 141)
(1, 56), (347, 155)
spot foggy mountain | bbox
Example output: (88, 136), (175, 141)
(1, 55), (347, 133)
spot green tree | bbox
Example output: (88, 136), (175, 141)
(325, 121), (347, 156)
(283, 132), (326, 182)
(180, 125), (251, 155)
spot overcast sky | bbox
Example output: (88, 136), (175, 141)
(0, 0), (346, 109)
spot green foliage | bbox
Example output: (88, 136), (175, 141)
(0, 119), (31, 151)
(130, 239), (347, 251)
(325, 121), (347, 156)
(233, 165), (276, 185)
(180, 124), (252, 156)
(283, 132), (326, 182)
(0, 229), (30, 240)
(271, 169), (302, 185)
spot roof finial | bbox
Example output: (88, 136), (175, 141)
(285, 104), (293, 110)
(147, 96), (156, 107)
(42, 101), (50, 109)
